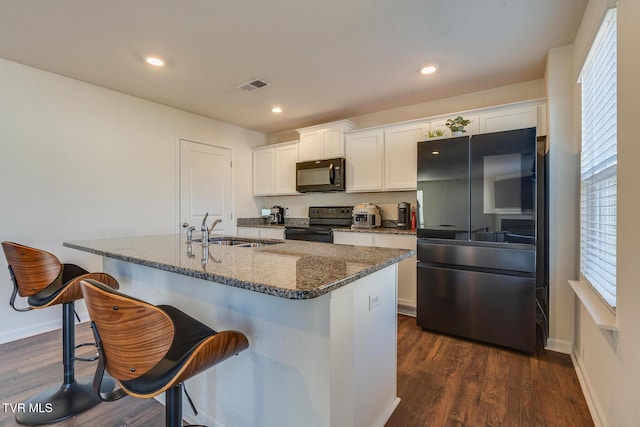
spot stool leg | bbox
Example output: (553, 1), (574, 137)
(15, 302), (114, 426)
(62, 301), (76, 385)
(165, 383), (184, 427)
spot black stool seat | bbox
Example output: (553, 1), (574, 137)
(27, 263), (90, 307)
(81, 278), (249, 427)
(121, 305), (218, 396)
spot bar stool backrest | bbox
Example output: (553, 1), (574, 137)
(80, 279), (175, 381)
(2, 242), (62, 297)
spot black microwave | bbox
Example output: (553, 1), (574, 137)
(296, 158), (346, 192)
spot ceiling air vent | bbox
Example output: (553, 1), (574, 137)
(235, 79), (271, 92)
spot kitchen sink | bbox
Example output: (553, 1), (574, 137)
(191, 236), (282, 247)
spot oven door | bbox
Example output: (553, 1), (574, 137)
(284, 226), (333, 243)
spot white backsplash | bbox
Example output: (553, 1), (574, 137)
(257, 191), (416, 221)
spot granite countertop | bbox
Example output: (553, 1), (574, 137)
(64, 234), (414, 300)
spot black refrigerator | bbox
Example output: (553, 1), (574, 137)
(416, 127), (548, 353)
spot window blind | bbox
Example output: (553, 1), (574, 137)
(580, 8), (617, 309)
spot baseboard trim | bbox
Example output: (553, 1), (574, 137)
(570, 351), (606, 427)
(0, 319), (61, 345)
(545, 337), (573, 354)
(397, 305), (416, 317)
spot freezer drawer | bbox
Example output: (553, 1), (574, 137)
(417, 239), (535, 273)
(417, 263), (536, 353)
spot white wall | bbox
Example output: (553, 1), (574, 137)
(0, 58), (266, 344)
(545, 45), (578, 352)
(566, 0), (640, 425)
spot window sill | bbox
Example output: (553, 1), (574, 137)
(568, 280), (618, 332)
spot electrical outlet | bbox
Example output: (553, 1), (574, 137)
(369, 294), (380, 311)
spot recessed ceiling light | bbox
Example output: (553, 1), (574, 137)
(419, 65), (437, 75)
(272, 107), (283, 113)
(431, 150), (440, 155)
(145, 56), (165, 67)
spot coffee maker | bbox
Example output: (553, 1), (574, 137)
(270, 206), (285, 225)
(397, 202), (410, 230)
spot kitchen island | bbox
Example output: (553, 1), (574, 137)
(64, 234), (413, 427)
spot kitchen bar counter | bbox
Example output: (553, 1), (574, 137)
(64, 234), (412, 299)
(64, 234), (409, 426)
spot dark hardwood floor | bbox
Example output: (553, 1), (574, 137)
(0, 322), (166, 427)
(0, 316), (593, 427)
(386, 315), (593, 427)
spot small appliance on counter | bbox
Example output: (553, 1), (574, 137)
(261, 208), (273, 224)
(270, 206), (285, 225)
(352, 203), (382, 229)
(397, 202), (410, 230)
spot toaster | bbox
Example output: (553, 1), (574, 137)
(352, 203), (382, 229)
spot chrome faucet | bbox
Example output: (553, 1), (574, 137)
(200, 213), (222, 244)
(182, 222), (196, 242)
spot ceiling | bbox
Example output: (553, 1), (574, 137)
(0, 0), (587, 135)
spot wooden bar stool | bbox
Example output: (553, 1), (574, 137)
(80, 278), (249, 427)
(1, 241), (119, 425)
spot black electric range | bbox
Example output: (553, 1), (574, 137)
(284, 206), (353, 243)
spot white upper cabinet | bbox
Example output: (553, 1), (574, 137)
(477, 105), (538, 135)
(297, 120), (357, 161)
(254, 101), (546, 197)
(383, 122), (429, 191)
(252, 141), (299, 196)
(298, 130), (323, 161)
(274, 143), (299, 194)
(345, 129), (384, 192)
(347, 122), (428, 192)
(252, 148), (275, 196)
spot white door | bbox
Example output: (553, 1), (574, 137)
(180, 140), (232, 236)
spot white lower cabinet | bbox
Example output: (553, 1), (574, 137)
(258, 227), (285, 240)
(237, 227), (285, 240)
(333, 231), (417, 313)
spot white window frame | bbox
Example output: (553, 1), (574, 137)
(579, 7), (617, 311)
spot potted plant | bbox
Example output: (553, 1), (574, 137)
(427, 129), (445, 139)
(445, 116), (471, 136)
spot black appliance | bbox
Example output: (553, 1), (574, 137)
(296, 158), (346, 193)
(270, 206), (285, 224)
(284, 206), (353, 243)
(397, 202), (410, 230)
(416, 127), (548, 353)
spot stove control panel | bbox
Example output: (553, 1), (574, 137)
(309, 206), (353, 219)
